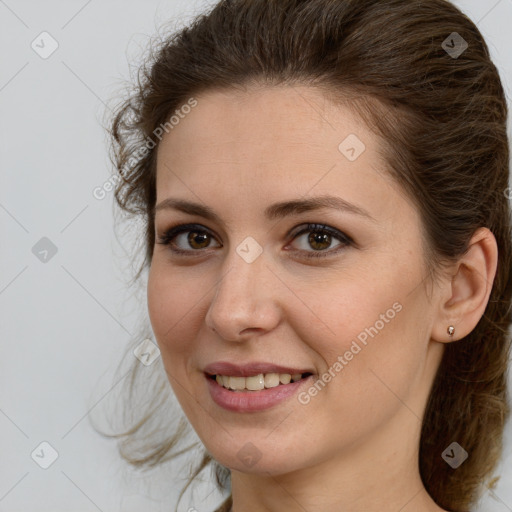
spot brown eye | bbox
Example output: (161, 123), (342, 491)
(186, 230), (212, 249)
(288, 223), (352, 259)
(307, 231), (333, 251)
(156, 222), (352, 259)
(156, 224), (221, 254)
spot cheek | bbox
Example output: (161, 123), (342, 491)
(147, 260), (202, 359)
(292, 271), (401, 355)
(294, 265), (425, 395)
(147, 263), (170, 340)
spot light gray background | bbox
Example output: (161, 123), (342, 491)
(1, 1), (511, 511)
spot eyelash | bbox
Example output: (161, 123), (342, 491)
(155, 222), (353, 259)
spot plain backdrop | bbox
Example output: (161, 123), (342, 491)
(1, 1), (511, 511)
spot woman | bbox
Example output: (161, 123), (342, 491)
(104, 0), (512, 511)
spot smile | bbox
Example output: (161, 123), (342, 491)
(205, 372), (316, 412)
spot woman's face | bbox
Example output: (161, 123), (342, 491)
(147, 85), (445, 475)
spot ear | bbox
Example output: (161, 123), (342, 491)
(431, 227), (498, 343)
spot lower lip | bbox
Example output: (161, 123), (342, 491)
(205, 374), (315, 412)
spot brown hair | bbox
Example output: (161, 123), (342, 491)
(100, 1), (512, 511)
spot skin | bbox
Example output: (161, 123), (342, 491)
(147, 84), (497, 512)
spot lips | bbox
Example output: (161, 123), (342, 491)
(205, 371), (316, 412)
(203, 361), (315, 378)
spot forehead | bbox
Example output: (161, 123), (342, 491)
(156, 85), (384, 181)
(154, 85), (412, 229)
(159, 84), (368, 151)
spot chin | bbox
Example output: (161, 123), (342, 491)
(202, 435), (308, 476)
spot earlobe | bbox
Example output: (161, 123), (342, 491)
(432, 227), (498, 344)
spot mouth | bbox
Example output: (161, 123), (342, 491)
(205, 372), (314, 392)
(204, 371), (316, 412)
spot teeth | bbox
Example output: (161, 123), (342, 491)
(215, 372), (305, 391)
(228, 376), (246, 390)
(246, 374), (265, 390)
(264, 373), (280, 388)
(279, 373), (292, 384)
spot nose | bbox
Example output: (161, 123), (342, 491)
(204, 247), (282, 341)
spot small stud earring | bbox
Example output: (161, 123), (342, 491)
(447, 325), (455, 337)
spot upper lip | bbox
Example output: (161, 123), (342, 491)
(203, 361), (315, 377)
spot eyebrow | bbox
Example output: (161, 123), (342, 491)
(152, 195), (376, 225)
